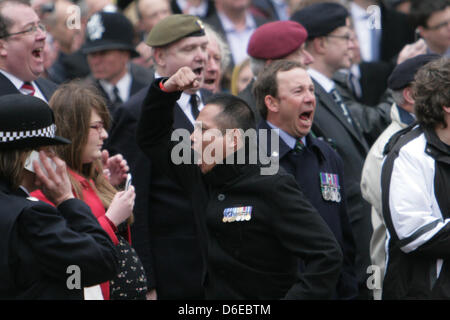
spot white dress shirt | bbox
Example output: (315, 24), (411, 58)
(155, 72), (204, 125)
(0, 69), (47, 102)
(99, 71), (132, 103)
(217, 11), (257, 65)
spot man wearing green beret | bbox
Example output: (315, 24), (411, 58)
(106, 14), (212, 300)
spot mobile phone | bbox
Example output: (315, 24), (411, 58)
(125, 173), (132, 190)
(24, 150), (57, 176)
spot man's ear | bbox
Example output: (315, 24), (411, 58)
(226, 128), (242, 152)
(313, 37), (327, 55)
(416, 26), (425, 39)
(0, 39), (8, 57)
(264, 95), (279, 113)
(403, 86), (415, 105)
(443, 105), (450, 115)
(153, 47), (165, 67)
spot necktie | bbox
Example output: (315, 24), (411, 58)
(190, 94), (200, 119)
(294, 138), (305, 153)
(112, 86), (122, 104)
(348, 72), (362, 99)
(21, 82), (35, 96)
(330, 88), (354, 126)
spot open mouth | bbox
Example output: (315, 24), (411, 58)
(32, 48), (43, 59)
(193, 67), (203, 76)
(204, 78), (216, 85)
(299, 110), (313, 125)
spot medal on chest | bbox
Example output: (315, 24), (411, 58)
(222, 206), (253, 223)
(319, 172), (341, 203)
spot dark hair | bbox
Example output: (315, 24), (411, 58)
(253, 59), (305, 119)
(0, 0), (31, 39)
(409, 0), (450, 29)
(413, 57), (450, 129)
(205, 93), (256, 132)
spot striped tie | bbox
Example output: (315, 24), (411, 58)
(294, 138), (305, 153)
(21, 82), (35, 96)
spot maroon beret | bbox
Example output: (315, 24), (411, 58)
(247, 21), (308, 60)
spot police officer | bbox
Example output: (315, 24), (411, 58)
(136, 66), (343, 299)
(82, 11), (152, 115)
(0, 94), (118, 299)
(254, 59), (358, 299)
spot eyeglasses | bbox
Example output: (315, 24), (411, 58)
(326, 34), (355, 42)
(427, 18), (450, 31)
(89, 122), (105, 134)
(1, 22), (46, 39)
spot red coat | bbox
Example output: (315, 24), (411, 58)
(32, 170), (118, 300)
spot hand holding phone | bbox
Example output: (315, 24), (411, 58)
(125, 173), (132, 191)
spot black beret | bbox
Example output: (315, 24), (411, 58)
(146, 14), (206, 47)
(247, 21), (308, 60)
(82, 11), (138, 58)
(388, 53), (441, 90)
(291, 2), (349, 39)
(0, 94), (70, 150)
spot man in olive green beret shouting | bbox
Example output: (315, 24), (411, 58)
(106, 14), (212, 300)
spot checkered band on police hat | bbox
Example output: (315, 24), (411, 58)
(0, 123), (57, 143)
(0, 94), (70, 149)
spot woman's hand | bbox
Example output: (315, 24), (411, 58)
(33, 151), (74, 206)
(101, 150), (129, 187)
(105, 187), (136, 227)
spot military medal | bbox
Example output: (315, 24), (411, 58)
(320, 172), (341, 203)
(223, 206), (253, 223)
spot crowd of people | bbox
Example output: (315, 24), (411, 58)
(0, 0), (449, 300)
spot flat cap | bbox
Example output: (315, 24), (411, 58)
(146, 14), (206, 47)
(388, 53), (440, 90)
(291, 2), (349, 39)
(247, 21), (308, 60)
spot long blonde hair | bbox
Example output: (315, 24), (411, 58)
(48, 80), (116, 209)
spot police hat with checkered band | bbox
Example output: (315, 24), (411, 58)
(82, 11), (139, 58)
(0, 94), (70, 150)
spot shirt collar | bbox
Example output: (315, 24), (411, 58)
(99, 69), (131, 102)
(308, 68), (335, 93)
(0, 69), (37, 92)
(177, 0), (208, 17)
(350, 2), (368, 19)
(217, 11), (256, 33)
(266, 120), (306, 149)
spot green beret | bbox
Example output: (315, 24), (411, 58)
(146, 14), (206, 47)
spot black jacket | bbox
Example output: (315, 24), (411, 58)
(0, 182), (118, 299)
(105, 80), (211, 299)
(333, 70), (392, 147)
(0, 72), (57, 101)
(258, 121), (358, 299)
(311, 79), (372, 299)
(136, 79), (343, 299)
(86, 63), (153, 115)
